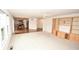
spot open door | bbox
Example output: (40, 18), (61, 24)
(14, 18), (29, 34)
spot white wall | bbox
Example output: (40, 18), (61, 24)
(0, 27), (2, 49)
(29, 18), (37, 30)
(0, 14), (9, 49)
(53, 13), (79, 18)
(0, 10), (14, 50)
(3, 10), (15, 34)
(37, 19), (43, 29)
(0, 14), (3, 49)
(43, 18), (53, 33)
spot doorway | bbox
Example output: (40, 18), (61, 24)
(14, 19), (29, 34)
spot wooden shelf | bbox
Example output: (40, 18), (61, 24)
(70, 33), (79, 42)
(52, 17), (79, 42)
(69, 17), (79, 42)
(71, 17), (79, 35)
(57, 31), (69, 39)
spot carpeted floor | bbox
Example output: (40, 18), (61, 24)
(9, 32), (79, 50)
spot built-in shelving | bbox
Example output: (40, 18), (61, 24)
(71, 17), (79, 35)
(52, 17), (79, 41)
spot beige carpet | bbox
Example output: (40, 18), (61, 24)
(10, 32), (79, 50)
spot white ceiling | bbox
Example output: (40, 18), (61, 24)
(8, 9), (79, 18)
